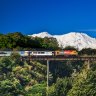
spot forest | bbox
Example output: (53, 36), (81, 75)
(0, 52), (96, 96)
(0, 32), (59, 50)
(0, 32), (96, 96)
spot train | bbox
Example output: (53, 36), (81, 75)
(0, 50), (78, 57)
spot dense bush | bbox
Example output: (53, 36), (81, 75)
(0, 53), (47, 95)
(0, 32), (59, 50)
(67, 64), (96, 96)
(48, 77), (72, 96)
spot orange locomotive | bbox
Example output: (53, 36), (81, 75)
(55, 50), (78, 56)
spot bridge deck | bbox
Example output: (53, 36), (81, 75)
(21, 56), (96, 61)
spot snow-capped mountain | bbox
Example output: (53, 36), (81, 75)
(29, 32), (96, 50)
(28, 32), (52, 38)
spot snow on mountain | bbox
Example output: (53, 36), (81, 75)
(53, 32), (96, 50)
(29, 32), (96, 50)
(28, 32), (52, 38)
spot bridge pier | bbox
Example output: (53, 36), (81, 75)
(84, 60), (90, 69)
(47, 60), (49, 96)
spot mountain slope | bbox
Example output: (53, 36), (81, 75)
(28, 32), (52, 38)
(29, 32), (96, 50)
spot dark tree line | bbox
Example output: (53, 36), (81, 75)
(79, 48), (96, 55)
(0, 32), (59, 50)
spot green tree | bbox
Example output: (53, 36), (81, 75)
(41, 37), (59, 50)
(68, 63), (96, 96)
(26, 83), (46, 96)
(0, 57), (13, 74)
(79, 48), (96, 55)
(0, 32), (59, 50)
(48, 77), (72, 96)
(0, 78), (24, 96)
(64, 46), (77, 51)
(0, 53), (48, 96)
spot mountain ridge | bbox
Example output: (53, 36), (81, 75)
(28, 32), (96, 50)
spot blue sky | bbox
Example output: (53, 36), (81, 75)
(0, 0), (96, 37)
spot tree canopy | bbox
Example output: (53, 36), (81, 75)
(0, 32), (59, 50)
